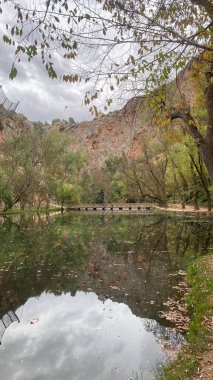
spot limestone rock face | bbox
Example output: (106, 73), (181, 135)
(0, 106), (33, 140)
(68, 64), (200, 168)
(70, 97), (151, 167)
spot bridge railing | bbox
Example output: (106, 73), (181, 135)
(0, 85), (19, 112)
(66, 203), (156, 212)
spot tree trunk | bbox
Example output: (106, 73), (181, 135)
(207, 190), (212, 212)
(172, 168), (186, 209)
(37, 200), (42, 211)
(46, 199), (50, 210)
(20, 201), (26, 211)
(190, 160), (200, 210)
(202, 72), (213, 183)
(192, 195), (199, 211)
(171, 58), (213, 184)
(103, 192), (108, 203)
(158, 199), (168, 208)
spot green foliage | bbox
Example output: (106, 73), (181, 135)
(68, 117), (76, 125)
(52, 118), (61, 124)
(52, 117), (76, 125)
(0, 129), (87, 211)
(9, 63), (17, 80)
(105, 155), (123, 175)
(93, 125), (212, 209)
(109, 176), (128, 202)
(56, 183), (82, 206)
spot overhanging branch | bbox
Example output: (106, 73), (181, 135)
(170, 110), (205, 147)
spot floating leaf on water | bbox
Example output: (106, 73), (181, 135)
(27, 317), (39, 325)
(110, 285), (120, 290)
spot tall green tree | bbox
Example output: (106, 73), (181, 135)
(0, 129), (87, 211)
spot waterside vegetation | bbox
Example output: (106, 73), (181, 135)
(1, 120), (213, 213)
(159, 254), (213, 380)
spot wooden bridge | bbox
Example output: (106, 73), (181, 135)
(66, 203), (156, 213)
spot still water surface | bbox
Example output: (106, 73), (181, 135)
(0, 213), (212, 379)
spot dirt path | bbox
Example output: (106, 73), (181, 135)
(192, 258), (213, 380)
(155, 204), (212, 214)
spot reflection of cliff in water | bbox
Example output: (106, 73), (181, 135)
(0, 214), (213, 324)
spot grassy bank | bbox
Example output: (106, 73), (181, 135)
(159, 254), (213, 380)
(0, 207), (62, 216)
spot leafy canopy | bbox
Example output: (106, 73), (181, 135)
(0, 0), (212, 107)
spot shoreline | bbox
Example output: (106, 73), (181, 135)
(0, 207), (62, 216)
(158, 255), (213, 380)
(154, 204), (213, 216)
(0, 203), (213, 217)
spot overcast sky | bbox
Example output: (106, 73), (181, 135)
(0, 39), (96, 123)
(0, 0), (134, 124)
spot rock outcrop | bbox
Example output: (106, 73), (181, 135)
(70, 97), (150, 167)
(0, 106), (33, 140)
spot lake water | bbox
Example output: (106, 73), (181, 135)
(0, 213), (212, 380)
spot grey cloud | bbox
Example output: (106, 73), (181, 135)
(0, 40), (93, 123)
(0, 291), (168, 380)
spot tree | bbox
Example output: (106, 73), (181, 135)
(102, 129), (212, 209)
(52, 118), (61, 125)
(68, 117), (76, 125)
(51, 117), (76, 125)
(56, 183), (82, 207)
(0, 129), (87, 211)
(1, 0), (213, 180)
(0, 131), (42, 211)
(118, 143), (169, 207)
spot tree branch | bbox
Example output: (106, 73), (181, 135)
(170, 110), (205, 147)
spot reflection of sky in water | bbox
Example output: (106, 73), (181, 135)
(0, 292), (181, 380)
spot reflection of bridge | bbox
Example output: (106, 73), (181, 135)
(0, 85), (19, 113)
(0, 311), (19, 345)
(66, 203), (155, 212)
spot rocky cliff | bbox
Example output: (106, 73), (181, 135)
(70, 97), (148, 167)
(68, 62), (201, 167)
(0, 62), (200, 167)
(0, 106), (33, 140)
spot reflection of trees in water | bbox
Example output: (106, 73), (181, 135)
(143, 319), (185, 347)
(0, 214), (213, 321)
(127, 368), (145, 380)
(127, 363), (164, 380)
(106, 216), (213, 268)
(127, 319), (185, 380)
(0, 213), (91, 317)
